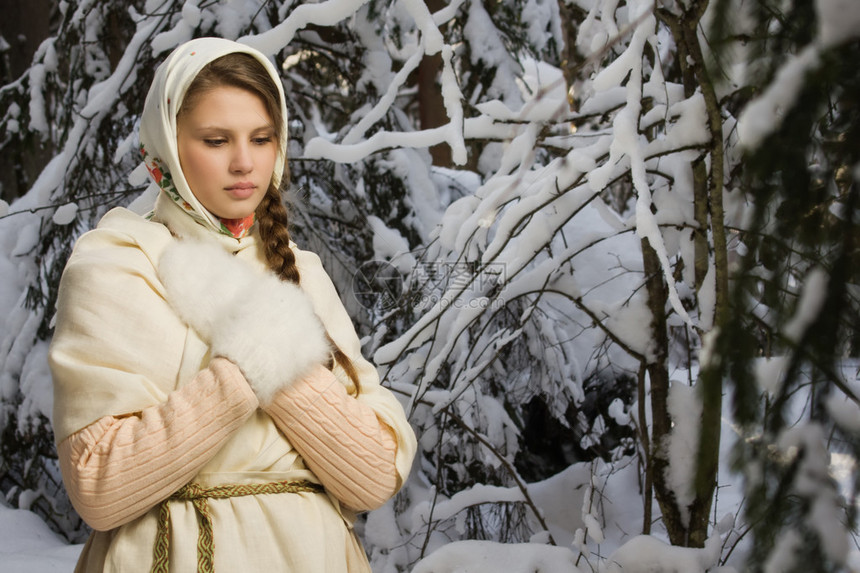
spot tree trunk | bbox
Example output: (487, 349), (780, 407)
(641, 236), (689, 545)
(658, 0), (727, 548)
(416, 0), (451, 167)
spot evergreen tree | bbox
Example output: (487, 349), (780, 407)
(711, 0), (860, 569)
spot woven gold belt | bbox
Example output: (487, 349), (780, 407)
(150, 479), (325, 573)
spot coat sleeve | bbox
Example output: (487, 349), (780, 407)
(58, 358), (258, 531)
(294, 248), (418, 491)
(49, 214), (186, 443)
(263, 365), (398, 511)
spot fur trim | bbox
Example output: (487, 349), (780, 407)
(158, 240), (330, 403)
(158, 240), (253, 340)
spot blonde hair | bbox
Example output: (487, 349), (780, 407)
(182, 53), (360, 391)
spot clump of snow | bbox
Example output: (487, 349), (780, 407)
(826, 394), (860, 433)
(128, 162), (150, 187)
(149, 0), (201, 55)
(522, 0), (562, 54)
(816, 0), (860, 47)
(12, 222), (40, 257)
(440, 45), (467, 165)
(127, 185), (159, 216)
(240, 0), (370, 56)
(41, 38), (59, 73)
(342, 48), (421, 146)
(608, 397), (631, 425)
(51, 203), (78, 226)
(181, 1), (202, 27)
(666, 381), (703, 524)
(604, 533), (725, 573)
(737, 46), (820, 150)
(754, 356), (789, 395)
(151, 17), (194, 55)
(411, 540), (583, 573)
(603, 294), (656, 358)
(113, 131), (138, 164)
(475, 58), (568, 124)
(783, 266), (828, 342)
(19, 341), (54, 425)
(28, 64), (49, 134)
(367, 215), (414, 271)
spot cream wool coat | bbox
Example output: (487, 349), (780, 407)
(50, 193), (417, 572)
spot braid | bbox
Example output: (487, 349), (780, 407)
(255, 184), (361, 393)
(256, 184), (300, 284)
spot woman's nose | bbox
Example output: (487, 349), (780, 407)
(230, 143), (253, 173)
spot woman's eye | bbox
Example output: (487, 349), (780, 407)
(204, 139), (227, 147)
(253, 136), (273, 145)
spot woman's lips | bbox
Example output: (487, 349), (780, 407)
(225, 182), (256, 199)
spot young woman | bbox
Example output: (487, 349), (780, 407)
(49, 37), (416, 573)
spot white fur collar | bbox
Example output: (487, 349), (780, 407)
(157, 237), (330, 403)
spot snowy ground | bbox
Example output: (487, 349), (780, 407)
(0, 502), (82, 572)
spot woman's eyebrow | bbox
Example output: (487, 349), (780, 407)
(191, 124), (274, 133)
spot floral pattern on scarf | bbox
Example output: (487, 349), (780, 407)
(140, 143), (252, 238)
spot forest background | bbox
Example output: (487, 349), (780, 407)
(1, 0), (859, 571)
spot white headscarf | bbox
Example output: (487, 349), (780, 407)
(138, 37), (289, 236)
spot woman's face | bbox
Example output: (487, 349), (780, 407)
(176, 85), (277, 220)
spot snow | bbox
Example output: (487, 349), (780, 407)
(737, 0), (860, 151)
(367, 215), (412, 269)
(411, 540), (582, 573)
(522, 0), (562, 54)
(737, 46), (820, 150)
(342, 48), (423, 146)
(816, 0), (860, 47)
(240, 0), (369, 55)
(400, 0), (444, 54)
(150, 14), (194, 55)
(28, 64), (49, 133)
(604, 533), (724, 573)
(440, 45), (467, 165)
(181, 1), (202, 28)
(764, 529), (803, 573)
(51, 203), (78, 226)
(431, 0), (466, 25)
(666, 381), (703, 524)
(84, 17), (161, 116)
(603, 294), (655, 357)
(0, 503), (82, 572)
(754, 356), (790, 395)
(827, 394), (860, 433)
(305, 124), (452, 163)
(783, 266), (829, 343)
